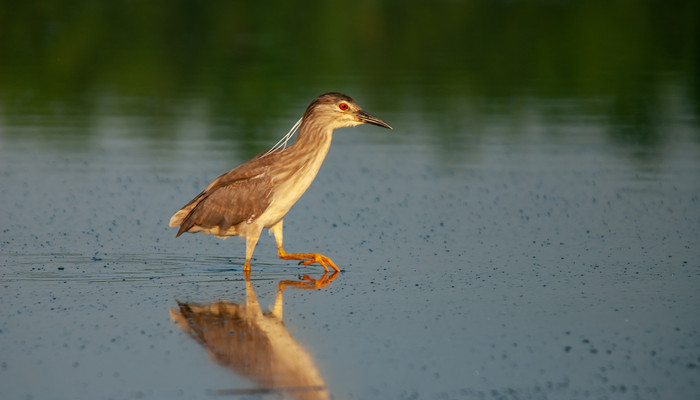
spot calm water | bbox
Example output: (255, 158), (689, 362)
(2, 1), (699, 399)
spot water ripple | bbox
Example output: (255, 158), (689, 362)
(0, 252), (313, 283)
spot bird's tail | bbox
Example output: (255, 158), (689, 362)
(169, 190), (208, 236)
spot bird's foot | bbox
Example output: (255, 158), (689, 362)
(279, 252), (340, 272)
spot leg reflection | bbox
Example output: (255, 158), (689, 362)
(279, 271), (340, 290)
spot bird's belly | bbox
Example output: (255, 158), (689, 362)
(255, 204), (290, 228)
(257, 166), (321, 228)
(256, 185), (307, 228)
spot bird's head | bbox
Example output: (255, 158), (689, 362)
(303, 92), (393, 131)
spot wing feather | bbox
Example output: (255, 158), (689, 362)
(171, 154), (277, 237)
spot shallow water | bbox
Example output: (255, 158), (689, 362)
(2, 1), (700, 399)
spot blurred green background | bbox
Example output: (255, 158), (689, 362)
(0, 0), (698, 158)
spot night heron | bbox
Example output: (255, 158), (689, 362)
(169, 92), (392, 272)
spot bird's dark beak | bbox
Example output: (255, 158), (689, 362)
(356, 110), (393, 130)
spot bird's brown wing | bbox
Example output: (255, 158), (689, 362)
(171, 155), (275, 237)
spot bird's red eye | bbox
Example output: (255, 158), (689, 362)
(339, 103), (349, 111)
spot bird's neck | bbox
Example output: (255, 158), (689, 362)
(290, 118), (334, 160)
(269, 119), (333, 196)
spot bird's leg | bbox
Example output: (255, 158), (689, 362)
(243, 225), (263, 272)
(270, 220), (340, 272)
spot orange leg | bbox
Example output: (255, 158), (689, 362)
(278, 249), (340, 272)
(243, 225), (263, 272)
(270, 220), (341, 272)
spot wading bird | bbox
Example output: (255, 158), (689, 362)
(169, 92), (392, 272)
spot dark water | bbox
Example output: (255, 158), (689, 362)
(2, 1), (699, 399)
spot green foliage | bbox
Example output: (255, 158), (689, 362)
(0, 0), (697, 154)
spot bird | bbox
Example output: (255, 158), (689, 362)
(169, 92), (392, 272)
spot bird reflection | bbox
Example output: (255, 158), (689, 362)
(170, 271), (338, 400)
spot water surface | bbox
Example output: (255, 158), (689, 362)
(1, 1), (699, 399)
